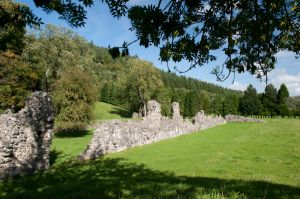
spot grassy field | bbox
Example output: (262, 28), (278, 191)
(93, 101), (131, 121)
(51, 131), (93, 165)
(0, 119), (300, 198)
(50, 101), (130, 164)
(0, 108), (4, 115)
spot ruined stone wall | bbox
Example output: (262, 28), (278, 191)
(225, 115), (264, 123)
(80, 101), (226, 160)
(0, 92), (53, 179)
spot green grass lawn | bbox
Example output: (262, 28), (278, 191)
(49, 101), (129, 164)
(0, 108), (4, 115)
(1, 119), (300, 198)
(50, 131), (93, 165)
(93, 101), (131, 122)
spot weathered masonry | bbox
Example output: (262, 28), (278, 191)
(0, 92), (53, 179)
(80, 101), (226, 160)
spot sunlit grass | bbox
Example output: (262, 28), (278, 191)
(109, 119), (300, 187)
(1, 119), (299, 198)
(93, 101), (130, 121)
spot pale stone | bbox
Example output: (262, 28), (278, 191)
(225, 115), (264, 123)
(0, 92), (53, 179)
(80, 101), (226, 160)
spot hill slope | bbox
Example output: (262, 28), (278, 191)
(287, 96), (300, 110)
(93, 101), (131, 121)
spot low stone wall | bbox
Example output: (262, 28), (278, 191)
(225, 114), (264, 123)
(80, 101), (226, 160)
(0, 92), (53, 179)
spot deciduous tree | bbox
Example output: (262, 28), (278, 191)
(125, 59), (165, 116)
(0, 51), (40, 111)
(52, 66), (98, 132)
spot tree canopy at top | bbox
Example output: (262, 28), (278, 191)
(2, 0), (300, 81)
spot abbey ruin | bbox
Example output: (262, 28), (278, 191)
(80, 101), (226, 160)
(0, 92), (53, 179)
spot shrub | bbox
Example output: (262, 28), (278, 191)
(52, 66), (98, 133)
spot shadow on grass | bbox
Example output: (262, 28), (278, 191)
(49, 149), (63, 166)
(1, 158), (299, 199)
(109, 107), (131, 118)
(54, 130), (91, 138)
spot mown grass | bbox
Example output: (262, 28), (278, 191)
(0, 119), (299, 198)
(51, 130), (93, 165)
(109, 119), (300, 187)
(49, 101), (130, 164)
(93, 101), (131, 121)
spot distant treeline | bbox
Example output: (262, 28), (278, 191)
(239, 84), (300, 118)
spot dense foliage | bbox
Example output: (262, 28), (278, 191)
(239, 85), (261, 116)
(0, 51), (40, 111)
(0, 0), (41, 112)
(238, 83), (300, 117)
(52, 67), (98, 132)
(8, 0), (300, 82)
(125, 59), (168, 116)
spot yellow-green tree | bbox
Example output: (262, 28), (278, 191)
(52, 66), (98, 133)
(125, 59), (166, 116)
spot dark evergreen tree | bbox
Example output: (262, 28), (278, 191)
(183, 92), (191, 117)
(277, 84), (290, 117)
(199, 93), (211, 114)
(239, 85), (261, 116)
(223, 94), (239, 116)
(176, 89), (187, 115)
(211, 95), (223, 115)
(261, 84), (278, 117)
(190, 92), (201, 117)
(277, 84), (289, 104)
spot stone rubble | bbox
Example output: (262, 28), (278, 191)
(80, 101), (226, 160)
(225, 114), (264, 123)
(0, 92), (54, 179)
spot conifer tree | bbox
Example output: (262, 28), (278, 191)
(277, 84), (290, 117)
(261, 84), (278, 117)
(239, 85), (261, 116)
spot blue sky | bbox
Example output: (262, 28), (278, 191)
(18, 0), (300, 96)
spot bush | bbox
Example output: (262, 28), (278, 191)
(52, 66), (98, 133)
(0, 51), (40, 111)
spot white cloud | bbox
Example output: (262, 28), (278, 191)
(269, 69), (300, 96)
(228, 82), (247, 91)
(275, 50), (298, 59)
